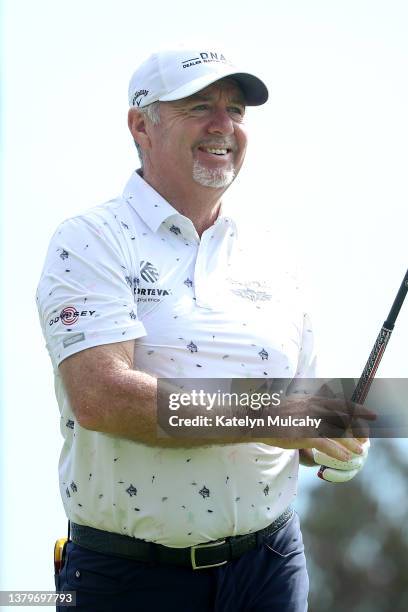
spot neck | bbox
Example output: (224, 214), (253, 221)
(141, 169), (225, 237)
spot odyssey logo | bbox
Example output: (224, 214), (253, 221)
(182, 51), (230, 69)
(49, 306), (96, 326)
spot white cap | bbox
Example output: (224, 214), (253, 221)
(128, 47), (269, 108)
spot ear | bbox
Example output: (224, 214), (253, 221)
(128, 108), (151, 151)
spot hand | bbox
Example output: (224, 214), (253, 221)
(312, 438), (370, 483)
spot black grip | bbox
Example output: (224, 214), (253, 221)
(351, 327), (392, 404)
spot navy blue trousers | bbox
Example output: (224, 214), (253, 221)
(56, 512), (308, 611)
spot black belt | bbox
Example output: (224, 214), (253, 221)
(70, 507), (294, 570)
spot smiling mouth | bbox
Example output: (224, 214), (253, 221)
(197, 146), (232, 156)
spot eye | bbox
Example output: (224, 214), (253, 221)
(191, 104), (209, 111)
(228, 106), (245, 116)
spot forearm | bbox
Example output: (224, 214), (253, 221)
(72, 374), (366, 458)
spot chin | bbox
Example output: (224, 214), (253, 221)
(192, 162), (236, 188)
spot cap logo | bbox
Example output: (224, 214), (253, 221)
(182, 51), (229, 69)
(132, 89), (149, 106)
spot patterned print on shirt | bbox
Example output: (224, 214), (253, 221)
(198, 486), (210, 499)
(126, 484), (137, 497)
(125, 276), (139, 293)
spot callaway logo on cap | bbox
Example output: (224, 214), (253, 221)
(128, 47), (269, 108)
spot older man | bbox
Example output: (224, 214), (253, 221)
(37, 47), (368, 611)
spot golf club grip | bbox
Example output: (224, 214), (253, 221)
(350, 325), (392, 404)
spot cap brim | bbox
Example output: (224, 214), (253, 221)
(158, 70), (268, 106)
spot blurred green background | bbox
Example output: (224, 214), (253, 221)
(298, 440), (408, 612)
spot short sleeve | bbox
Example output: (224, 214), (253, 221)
(36, 210), (146, 369)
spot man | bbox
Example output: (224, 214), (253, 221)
(37, 47), (370, 611)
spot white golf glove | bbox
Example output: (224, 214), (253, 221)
(312, 439), (370, 483)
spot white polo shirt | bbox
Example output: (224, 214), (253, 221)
(36, 170), (316, 547)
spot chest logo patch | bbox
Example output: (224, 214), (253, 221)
(227, 279), (273, 303)
(140, 261), (160, 283)
(135, 261), (171, 303)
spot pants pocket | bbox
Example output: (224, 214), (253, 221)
(263, 512), (305, 559)
(62, 542), (124, 595)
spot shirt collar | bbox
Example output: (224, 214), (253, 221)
(123, 170), (181, 233)
(122, 170), (237, 235)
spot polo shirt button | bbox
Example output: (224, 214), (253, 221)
(75, 570), (81, 578)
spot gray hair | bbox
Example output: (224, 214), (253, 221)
(133, 101), (161, 167)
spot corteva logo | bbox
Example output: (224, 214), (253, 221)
(137, 287), (170, 297)
(182, 51), (229, 69)
(140, 261), (160, 283)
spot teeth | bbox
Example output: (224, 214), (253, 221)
(205, 148), (228, 155)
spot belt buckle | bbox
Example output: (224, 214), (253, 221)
(190, 539), (228, 570)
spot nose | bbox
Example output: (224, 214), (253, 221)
(206, 107), (234, 135)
